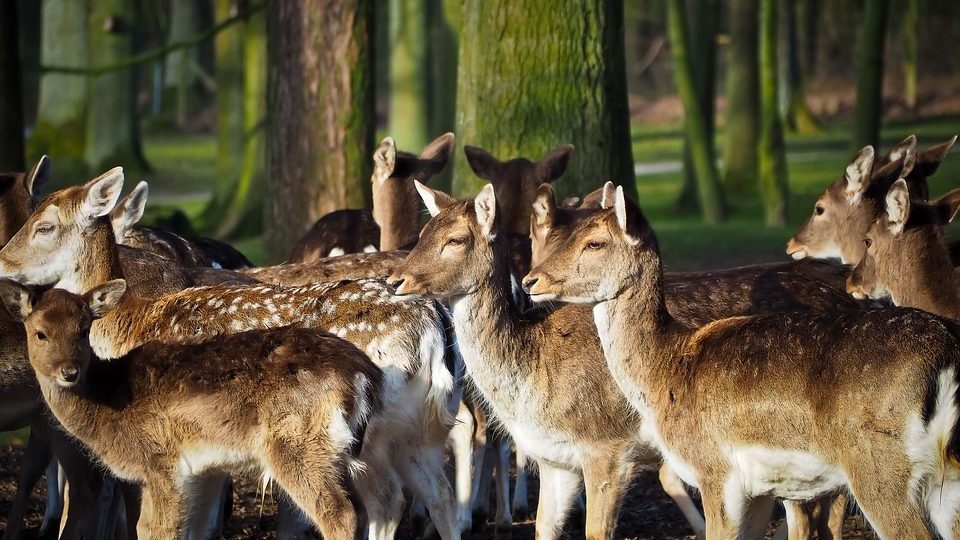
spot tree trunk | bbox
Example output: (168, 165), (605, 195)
(16, 0), (40, 129)
(801, 0), (820, 77)
(453, 0), (636, 201)
(852, 0), (889, 150)
(903, 0), (918, 110)
(85, 0), (148, 173)
(30, 0), (88, 176)
(265, 0), (375, 263)
(676, 0), (718, 213)
(667, 0), (725, 223)
(0, 0), (24, 170)
(783, 0), (819, 133)
(758, 0), (789, 227)
(425, 0), (459, 191)
(164, 0), (201, 125)
(721, 0), (759, 194)
(388, 0), (428, 151)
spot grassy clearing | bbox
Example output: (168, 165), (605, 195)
(137, 115), (960, 269)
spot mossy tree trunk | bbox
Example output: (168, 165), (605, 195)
(30, 0), (89, 176)
(722, 0), (759, 194)
(85, 0), (149, 173)
(758, 0), (789, 226)
(164, 0), (201, 126)
(453, 0), (636, 201)
(852, 0), (889, 150)
(801, 0), (820, 77)
(388, 0), (428, 151)
(265, 0), (375, 262)
(425, 0), (459, 191)
(667, 0), (725, 223)
(783, 0), (820, 133)
(675, 0), (718, 213)
(903, 0), (918, 110)
(0, 0), (24, 170)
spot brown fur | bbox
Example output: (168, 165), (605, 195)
(3, 282), (380, 539)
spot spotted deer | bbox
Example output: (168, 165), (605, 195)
(0, 279), (381, 540)
(0, 168), (467, 539)
(848, 180), (960, 319)
(788, 136), (958, 266)
(525, 184), (960, 539)
(288, 133), (456, 262)
(386, 183), (708, 540)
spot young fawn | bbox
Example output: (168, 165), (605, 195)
(387, 182), (707, 540)
(524, 184), (960, 538)
(289, 133), (456, 261)
(0, 169), (467, 539)
(0, 278), (381, 540)
(847, 179), (960, 319)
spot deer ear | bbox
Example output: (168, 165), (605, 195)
(414, 180), (455, 217)
(535, 144), (574, 182)
(885, 179), (911, 235)
(0, 279), (32, 321)
(934, 188), (960, 224)
(419, 132), (455, 164)
(110, 181), (148, 242)
(464, 146), (501, 181)
(579, 186), (605, 209)
(599, 182), (616, 209)
(83, 279), (127, 319)
(531, 183), (556, 231)
(373, 137), (397, 184)
(80, 167), (124, 227)
(844, 146), (875, 203)
(560, 196), (581, 208)
(886, 135), (917, 164)
(474, 184), (497, 239)
(25, 155), (51, 203)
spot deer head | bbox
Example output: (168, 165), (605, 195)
(529, 183), (602, 269)
(0, 168), (124, 286)
(463, 144), (574, 236)
(387, 182), (503, 298)
(0, 155), (51, 247)
(523, 182), (660, 304)
(0, 279), (126, 388)
(109, 181), (148, 243)
(371, 132), (456, 251)
(847, 180), (960, 309)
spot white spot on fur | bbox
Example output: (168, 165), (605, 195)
(327, 247), (346, 257)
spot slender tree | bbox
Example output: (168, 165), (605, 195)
(666, 0), (726, 223)
(426, 0), (459, 191)
(903, 0), (919, 110)
(783, 0), (819, 133)
(388, 0), (428, 151)
(265, 0), (375, 262)
(722, 0), (760, 194)
(852, 0), (890, 149)
(758, 0), (789, 226)
(0, 0), (24, 170)
(453, 0), (637, 200)
(165, 0), (201, 125)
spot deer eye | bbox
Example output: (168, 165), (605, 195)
(814, 206), (825, 216)
(35, 223), (55, 235)
(587, 240), (606, 250)
(445, 237), (467, 246)
(35, 331), (46, 341)
(864, 238), (872, 248)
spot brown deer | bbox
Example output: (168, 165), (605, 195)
(386, 182), (708, 540)
(0, 168), (467, 539)
(847, 180), (960, 319)
(524, 184), (960, 539)
(0, 155), (49, 247)
(288, 133), (456, 262)
(788, 136), (957, 265)
(0, 278), (381, 540)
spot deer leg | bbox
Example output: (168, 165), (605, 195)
(491, 431), (513, 530)
(2, 426), (53, 540)
(782, 501), (813, 540)
(699, 478), (745, 540)
(471, 426), (496, 527)
(822, 493), (847, 539)
(181, 474), (230, 540)
(399, 442), (460, 540)
(581, 449), (637, 540)
(269, 457), (361, 540)
(512, 445), (529, 520)
(352, 448), (404, 540)
(845, 460), (931, 540)
(145, 477), (186, 540)
(533, 461), (582, 540)
(658, 464), (705, 539)
(117, 481), (142, 540)
(449, 399), (475, 532)
(38, 459), (65, 538)
(53, 431), (102, 540)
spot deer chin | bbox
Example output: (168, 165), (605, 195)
(786, 238), (808, 260)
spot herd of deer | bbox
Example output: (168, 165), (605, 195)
(0, 130), (958, 540)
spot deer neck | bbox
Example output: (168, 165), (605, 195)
(57, 219), (125, 294)
(892, 251), (960, 320)
(375, 182), (420, 251)
(592, 258), (687, 417)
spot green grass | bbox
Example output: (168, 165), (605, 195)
(137, 115), (960, 269)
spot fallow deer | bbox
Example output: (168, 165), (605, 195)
(788, 136), (958, 266)
(847, 180), (960, 319)
(0, 168), (467, 539)
(524, 184), (960, 539)
(386, 183), (707, 540)
(0, 279), (381, 540)
(288, 133), (456, 262)
(0, 156), (49, 248)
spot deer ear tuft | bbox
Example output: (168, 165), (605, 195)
(885, 179), (911, 235)
(845, 146), (875, 203)
(599, 182), (616, 209)
(81, 168), (125, 226)
(415, 180), (454, 217)
(84, 279), (127, 319)
(0, 279), (32, 321)
(531, 184), (555, 230)
(110, 181), (149, 242)
(474, 184), (497, 239)
(373, 137), (398, 184)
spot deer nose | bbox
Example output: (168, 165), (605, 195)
(522, 277), (538, 293)
(60, 366), (79, 383)
(386, 277), (405, 294)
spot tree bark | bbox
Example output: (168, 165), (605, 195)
(721, 0), (760, 194)
(30, 0), (89, 176)
(852, 0), (889, 150)
(388, 0), (428, 151)
(207, 0), (245, 221)
(265, 0), (375, 262)
(758, 0), (789, 226)
(425, 0), (459, 191)
(85, 0), (148, 173)
(16, 0), (40, 129)
(165, 0), (201, 125)
(0, 0), (24, 170)
(453, 0), (636, 201)
(783, 0), (819, 133)
(667, 0), (725, 223)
